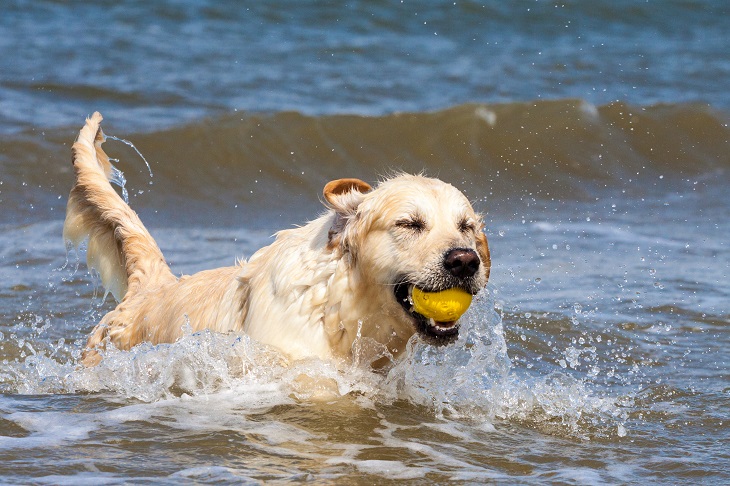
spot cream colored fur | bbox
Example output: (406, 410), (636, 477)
(67, 113), (490, 368)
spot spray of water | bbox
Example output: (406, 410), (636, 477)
(104, 134), (154, 179)
(1, 290), (628, 439)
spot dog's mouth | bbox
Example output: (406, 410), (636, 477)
(394, 282), (462, 345)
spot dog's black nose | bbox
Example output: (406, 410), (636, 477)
(444, 248), (480, 279)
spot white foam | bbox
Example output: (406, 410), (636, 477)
(474, 105), (497, 126)
(327, 458), (429, 480)
(169, 466), (258, 483)
(2, 291), (627, 448)
(0, 410), (96, 450)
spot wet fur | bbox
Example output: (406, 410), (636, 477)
(67, 113), (490, 367)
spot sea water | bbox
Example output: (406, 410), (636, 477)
(0, 1), (728, 483)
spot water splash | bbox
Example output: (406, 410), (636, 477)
(107, 159), (129, 203)
(380, 295), (628, 438)
(104, 134), (154, 179)
(0, 291), (627, 438)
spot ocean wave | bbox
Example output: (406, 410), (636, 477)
(1, 101), (727, 224)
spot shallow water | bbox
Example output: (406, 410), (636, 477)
(1, 1), (729, 484)
(1, 187), (727, 482)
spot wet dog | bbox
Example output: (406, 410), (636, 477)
(66, 113), (490, 367)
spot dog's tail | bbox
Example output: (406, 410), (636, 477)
(64, 112), (175, 301)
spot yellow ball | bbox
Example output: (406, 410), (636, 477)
(411, 287), (473, 322)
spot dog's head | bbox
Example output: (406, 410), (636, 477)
(324, 174), (490, 347)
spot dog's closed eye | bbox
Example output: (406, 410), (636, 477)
(458, 218), (477, 233)
(395, 217), (426, 232)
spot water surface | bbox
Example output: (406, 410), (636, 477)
(0, 1), (728, 483)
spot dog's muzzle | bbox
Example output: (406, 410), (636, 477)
(393, 247), (483, 345)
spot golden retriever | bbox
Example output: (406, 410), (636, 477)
(65, 113), (490, 368)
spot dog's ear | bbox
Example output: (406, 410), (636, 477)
(476, 229), (491, 282)
(323, 178), (371, 251)
(323, 178), (371, 213)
